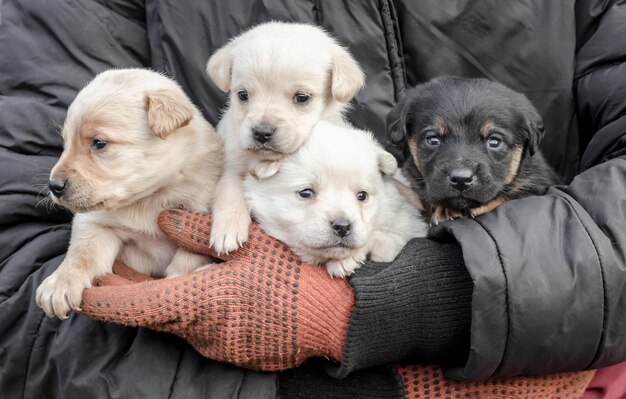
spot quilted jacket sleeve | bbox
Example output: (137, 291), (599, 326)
(435, 0), (626, 379)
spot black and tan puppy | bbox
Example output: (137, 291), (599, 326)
(386, 76), (559, 225)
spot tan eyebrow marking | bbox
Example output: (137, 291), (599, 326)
(480, 120), (495, 138)
(433, 116), (448, 136)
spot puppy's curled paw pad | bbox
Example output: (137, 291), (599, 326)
(210, 211), (252, 254)
(35, 270), (92, 319)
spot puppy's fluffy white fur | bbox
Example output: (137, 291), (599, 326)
(36, 69), (223, 318)
(207, 21), (365, 254)
(245, 122), (428, 278)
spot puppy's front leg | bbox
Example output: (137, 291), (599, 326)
(165, 248), (213, 278)
(430, 206), (468, 225)
(36, 218), (122, 319)
(210, 168), (252, 254)
(326, 250), (368, 278)
(368, 232), (408, 263)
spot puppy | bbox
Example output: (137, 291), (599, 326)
(245, 121), (427, 278)
(386, 76), (559, 225)
(36, 69), (223, 319)
(206, 21), (365, 254)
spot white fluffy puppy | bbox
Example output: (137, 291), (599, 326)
(36, 69), (223, 319)
(245, 122), (428, 278)
(207, 21), (365, 254)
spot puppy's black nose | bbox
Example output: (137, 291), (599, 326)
(48, 177), (67, 198)
(449, 169), (475, 191)
(252, 124), (275, 144)
(331, 219), (352, 237)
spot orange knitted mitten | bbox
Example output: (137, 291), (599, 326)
(80, 209), (355, 371)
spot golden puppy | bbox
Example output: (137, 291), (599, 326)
(206, 21), (365, 254)
(36, 69), (223, 319)
(245, 122), (427, 278)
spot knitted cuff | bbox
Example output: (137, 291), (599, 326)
(295, 261), (355, 364)
(328, 238), (473, 378)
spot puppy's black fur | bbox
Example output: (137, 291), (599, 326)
(386, 76), (559, 224)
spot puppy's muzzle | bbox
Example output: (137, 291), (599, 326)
(49, 176), (68, 198)
(448, 168), (475, 192)
(331, 219), (352, 238)
(252, 124), (275, 144)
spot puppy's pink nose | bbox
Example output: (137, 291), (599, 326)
(331, 219), (351, 237)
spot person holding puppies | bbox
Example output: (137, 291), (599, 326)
(2, 1), (626, 398)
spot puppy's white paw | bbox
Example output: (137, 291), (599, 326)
(326, 257), (362, 278)
(210, 210), (252, 254)
(35, 268), (91, 319)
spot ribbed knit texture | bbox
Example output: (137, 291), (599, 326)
(80, 209), (355, 371)
(329, 238), (473, 378)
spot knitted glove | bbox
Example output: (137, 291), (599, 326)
(79, 209), (355, 371)
(396, 364), (596, 399)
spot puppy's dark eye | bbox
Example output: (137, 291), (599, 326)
(237, 90), (249, 102)
(487, 136), (502, 149)
(297, 188), (315, 199)
(356, 191), (368, 202)
(92, 139), (108, 150)
(425, 135), (441, 146)
(293, 93), (310, 104)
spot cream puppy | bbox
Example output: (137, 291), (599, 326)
(36, 69), (223, 319)
(207, 21), (365, 254)
(245, 122), (428, 278)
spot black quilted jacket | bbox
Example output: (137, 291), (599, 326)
(1, 1), (625, 398)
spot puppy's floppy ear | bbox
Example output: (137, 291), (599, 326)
(249, 160), (281, 180)
(330, 45), (365, 102)
(145, 89), (194, 139)
(523, 106), (545, 156)
(377, 149), (398, 176)
(206, 41), (235, 93)
(386, 94), (410, 145)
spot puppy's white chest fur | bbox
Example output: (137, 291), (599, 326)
(78, 193), (186, 276)
(116, 232), (177, 277)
